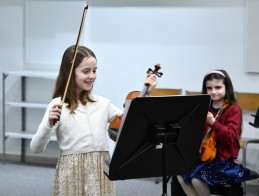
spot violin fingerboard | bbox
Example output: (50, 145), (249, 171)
(139, 85), (150, 97)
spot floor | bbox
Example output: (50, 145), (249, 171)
(0, 162), (258, 196)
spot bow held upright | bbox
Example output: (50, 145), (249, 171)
(53, 5), (89, 124)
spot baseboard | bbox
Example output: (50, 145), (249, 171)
(0, 153), (58, 166)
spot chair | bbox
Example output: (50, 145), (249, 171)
(236, 93), (259, 111)
(185, 90), (201, 95)
(249, 106), (259, 128)
(236, 92), (259, 194)
(151, 88), (182, 96)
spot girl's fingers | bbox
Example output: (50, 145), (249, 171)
(49, 103), (62, 123)
(50, 111), (61, 117)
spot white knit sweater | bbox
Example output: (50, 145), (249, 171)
(30, 95), (123, 155)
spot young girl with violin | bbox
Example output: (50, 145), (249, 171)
(177, 70), (250, 196)
(30, 45), (158, 196)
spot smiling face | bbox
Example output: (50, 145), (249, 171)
(206, 79), (226, 107)
(74, 56), (97, 97)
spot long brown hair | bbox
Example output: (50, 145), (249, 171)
(202, 69), (242, 137)
(52, 45), (96, 113)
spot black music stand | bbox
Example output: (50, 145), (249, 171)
(104, 95), (210, 196)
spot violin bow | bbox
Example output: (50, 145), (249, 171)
(61, 5), (88, 104)
(53, 5), (88, 124)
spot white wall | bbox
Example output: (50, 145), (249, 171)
(0, 0), (24, 158)
(1, 0), (259, 175)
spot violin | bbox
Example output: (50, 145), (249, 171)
(199, 101), (229, 162)
(108, 64), (163, 141)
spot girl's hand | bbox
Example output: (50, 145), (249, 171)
(206, 111), (215, 126)
(48, 103), (63, 125)
(145, 73), (158, 96)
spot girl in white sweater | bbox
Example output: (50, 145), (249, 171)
(30, 45), (158, 196)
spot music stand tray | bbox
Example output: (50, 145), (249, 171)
(104, 95), (210, 195)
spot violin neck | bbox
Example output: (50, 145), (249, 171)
(139, 84), (150, 97)
(204, 107), (224, 140)
(205, 127), (212, 138)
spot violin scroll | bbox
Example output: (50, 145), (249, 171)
(147, 64), (163, 78)
(108, 64), (163, 141)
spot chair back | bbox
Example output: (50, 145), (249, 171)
(151, 88), (182, 96)
(236, 92), (259, 111)
(185, 90), (201, 95)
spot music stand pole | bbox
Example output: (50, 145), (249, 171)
(155, 124), (178, 196)
(162, 137), (168, 196)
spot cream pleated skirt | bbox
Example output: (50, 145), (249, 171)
(53, 151), (115, 196)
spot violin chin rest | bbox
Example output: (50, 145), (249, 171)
(108, 128), (118, 141)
